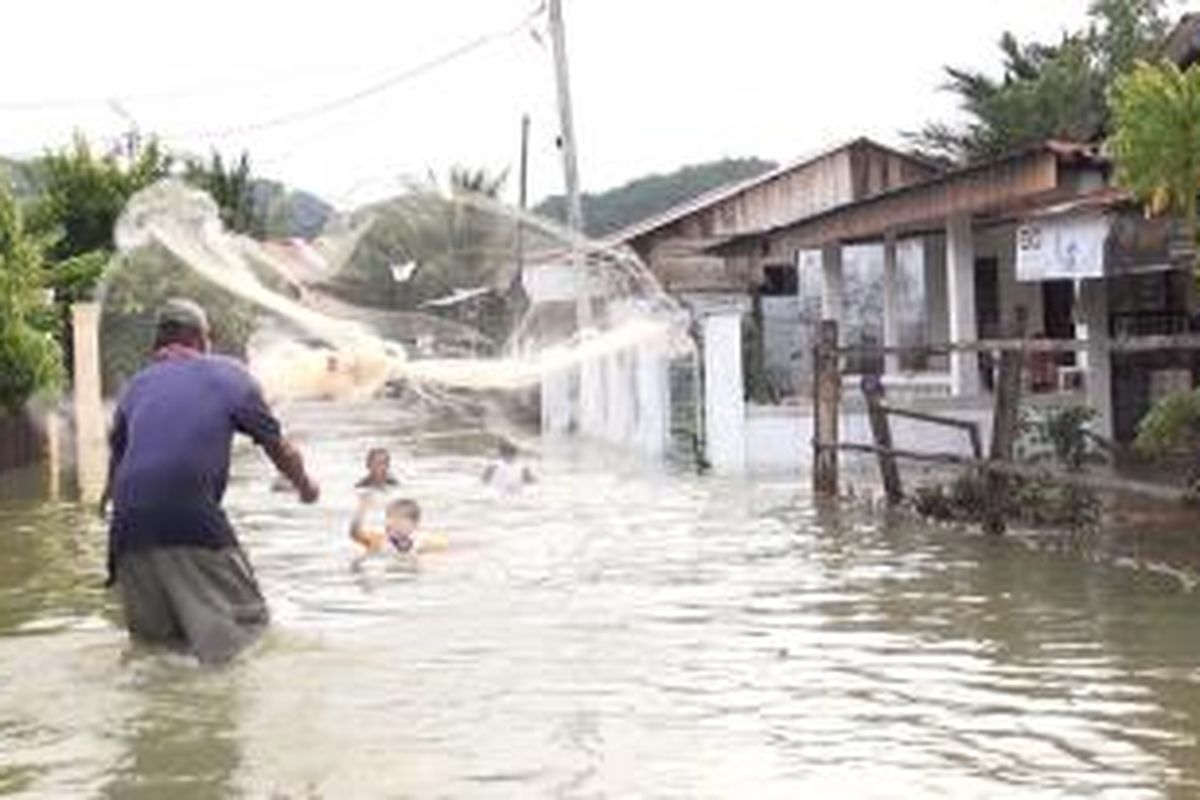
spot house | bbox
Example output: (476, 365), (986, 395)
(710, 138), (1197, 446)
(611, 139), (939, 392)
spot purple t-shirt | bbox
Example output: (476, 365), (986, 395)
(108, 349), (282, 564)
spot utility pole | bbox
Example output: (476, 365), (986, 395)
(547, 0), (592, 327)
(516, 114), (530, 277)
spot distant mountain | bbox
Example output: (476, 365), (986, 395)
(535, 157), (777, 238)
(251, 181), (334, 238)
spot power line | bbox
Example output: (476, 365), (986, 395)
(166, 2), (547, 143)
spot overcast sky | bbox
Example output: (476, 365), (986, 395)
(1, 1), (1189, 209)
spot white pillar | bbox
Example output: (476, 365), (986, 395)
(702, 312), (746, 474)
(635, 343), (669, 458)
(882, 234), (901, 375)
(1080, 278), (1113, 440)
(820, 243), (844, 323)
(946, 215), (979, 396)
(540, 368), (573, 435)
(578, 352), (606, 438)
(603, 351), (634, 445)
(72, 302), (106, 503)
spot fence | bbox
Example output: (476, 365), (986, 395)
(811, 317), (1198, 524)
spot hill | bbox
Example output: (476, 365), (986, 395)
(535, 157), (776, 238)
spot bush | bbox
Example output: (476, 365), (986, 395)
(0, 188), (63, 412)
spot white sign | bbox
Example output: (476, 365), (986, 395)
(1016, 212), (1109, 282)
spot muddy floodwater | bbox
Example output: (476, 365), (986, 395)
(3, 400), (1200, 798)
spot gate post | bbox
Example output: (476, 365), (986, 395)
(813, 320), (840, 496)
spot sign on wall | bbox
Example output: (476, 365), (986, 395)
(1016, 212), (1109, 282)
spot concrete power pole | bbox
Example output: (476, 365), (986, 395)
(547, 0), (592, 327)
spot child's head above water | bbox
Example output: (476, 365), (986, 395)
(497, 439), (518, 463)
(358, 447), (397, 487)
(385, 498), (421, 537)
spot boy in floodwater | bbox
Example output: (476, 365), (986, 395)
(350, 497), (422, 554)
(481, 440), (536, 495)
(356, 447), (399, 490)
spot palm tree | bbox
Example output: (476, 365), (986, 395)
(1110, 60), (1200, 269)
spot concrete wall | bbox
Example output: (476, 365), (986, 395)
(744, 402), (994, 474)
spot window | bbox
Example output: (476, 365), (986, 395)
(761, 263), (798, 296)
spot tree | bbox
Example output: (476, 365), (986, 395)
(182, 151), (266, 236)
(1110, 60), (1200, 264)
(0, 187), (63, 413)
(339, 167), (518, 345)
(910, 0), (1169, 163)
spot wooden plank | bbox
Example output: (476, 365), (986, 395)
(862, 375), (903, 503)
(761, 149), (1061, 256)
(832, 442), (1190, 503)
(878, 404), (983, 459)
(837, 333), (1200, 356)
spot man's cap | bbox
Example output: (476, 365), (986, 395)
(156, 298), (210, 333)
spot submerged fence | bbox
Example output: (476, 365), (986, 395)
(810, 316), (1199, 520)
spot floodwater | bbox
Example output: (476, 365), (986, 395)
(3, 400), (1200, 799)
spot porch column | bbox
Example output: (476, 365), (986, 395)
(946, 215), (979, 396)
(1079, 278), (1114, 440)
(603, 351), (634, 445)
(579, 355), (607, 438)
(882, 234), (901, 374)
(820, 243), (843, 323)
(541, 368), (573, 434)
(72, 302), (106, 503)
(635, 342), (669, 458)
(702, 311), (746, 474)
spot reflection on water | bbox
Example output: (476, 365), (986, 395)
(3, 400), (1200, 797)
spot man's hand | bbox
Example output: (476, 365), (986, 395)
(298, 477), (320, 504)
(262, 436), (319, 505)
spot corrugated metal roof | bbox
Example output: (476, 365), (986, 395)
(608, 137), (937, 245)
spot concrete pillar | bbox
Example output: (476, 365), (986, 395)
(702, 311), (746, 474)
(603, 351), (634, 445)
(540, 368), (573, 435)
(578, 351), (606, 438)
(1080, 278), (1113, 440)
(820, 243), (844, 323)
(635, 343), (669, 458)
(71, 302), (106, 503)
(946, 215), (980, 396)
(882, 234), (901, 374)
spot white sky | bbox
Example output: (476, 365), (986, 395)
(1, 0), (1188, 209)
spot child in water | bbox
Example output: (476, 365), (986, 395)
(481, 440), (536, 495)
(350, 497), (422, 554)
(357, 447), (399, 490)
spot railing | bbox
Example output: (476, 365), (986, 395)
(811, 318), (1197, 529)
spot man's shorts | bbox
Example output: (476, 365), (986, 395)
(114, 546), (269, 664)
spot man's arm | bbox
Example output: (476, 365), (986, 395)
(231, 371), (319, 504)
(260, 435), (319, 504)
(100, 410), (128, 515)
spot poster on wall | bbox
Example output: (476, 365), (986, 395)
(1015, 212), (1109, 282)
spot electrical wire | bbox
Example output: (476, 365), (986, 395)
(166, 2), (547, 143)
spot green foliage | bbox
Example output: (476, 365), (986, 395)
(537, 157), (776, 237)
(911, 0), (1168, 163)
(1020, 404), (1101, 471)
(339, 168), (517, 345)
(0, 188), (63, 412)
(1110, 60), (1200, 256)
(30, 134), (172, 267)
(182, 151), (265, 236)
(1133, 389), (1200, 457)
(916, 405), (1103, 533)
